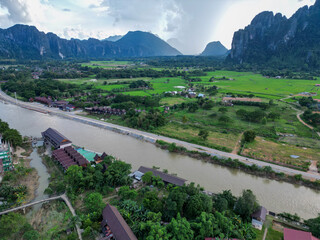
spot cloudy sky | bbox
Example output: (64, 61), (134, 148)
(0, 0), (316, 54)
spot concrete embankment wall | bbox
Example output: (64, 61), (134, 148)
(51, 112), (157, 144)
(0, 93), (157, 145)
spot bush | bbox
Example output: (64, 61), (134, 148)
(243, 130), (256, 143)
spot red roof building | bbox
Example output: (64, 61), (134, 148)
(284, 228), (319, 240)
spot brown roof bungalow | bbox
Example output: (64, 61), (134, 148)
(138, 166), (187, 186)
(101, 204), (137, 240)
(52, 146), (89, 171)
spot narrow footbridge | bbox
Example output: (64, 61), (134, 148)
(0, 194), (64, 216)
(0, 193), (82, 240)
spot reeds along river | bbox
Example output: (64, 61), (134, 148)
(0, 102), (319, 220)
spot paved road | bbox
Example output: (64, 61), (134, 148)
(1, 90), (320, 181)
(0, 193), (82, 240)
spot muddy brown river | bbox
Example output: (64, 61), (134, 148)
(0, 102), (319, 219)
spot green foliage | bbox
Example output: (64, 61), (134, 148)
(198, 129), (209, 141)
(129, 80), (151, 89)
(303, 110), (320, 127)
(125, 108), (166, 130)
(243, 130), (256, 143)
(23, 230), (40, 240)
(0, 212), (37, 239)
(138, 212), (169, 240)
(305, 215), (320, 238)
(118, 186), (138, 200)
(294, 174), (303, 181)
(219, 107), (228, 113)
(0, 119), (23, 147)
(167, 213), (194, 240)
(105, 160), (132, 187)
(143, 191), (163, 212)
(64, 158), (132, 194)
(234, 190), (259, 221)
(84, 192), (105, 213)
(0, 184), (28, 210)
(142, 172), (154, 185)
(213, 190), (237, 212)
(278, 212), (301, 222)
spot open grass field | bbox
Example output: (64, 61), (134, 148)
(199, 71), (320, 99)
(147, 77), (187, 94)
(160, 97), (192, 106)
(280, 136), (320, 149)
(58, 70), (320, 101)
(81, 60), (134, 68)
(154, 122), (239, 152)
(242, 136), (319, 169)
(168, 102), (314, 138)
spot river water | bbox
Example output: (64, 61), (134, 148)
(27, 144), (49, 213)
(0, 102), (319, 219)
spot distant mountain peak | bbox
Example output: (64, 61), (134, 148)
(103, 35), (122, 42)
(116, 31), (181, 56)
(200, 41), (228, 57)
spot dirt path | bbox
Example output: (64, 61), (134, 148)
(279, 96), (320, 137)
(232, 132), (243, 154)
(296, 113), (320, 137)
(308, 160), (319, 173)
(262, 227), (268, 240)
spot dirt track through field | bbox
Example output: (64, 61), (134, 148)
(232, 132), (243, 154)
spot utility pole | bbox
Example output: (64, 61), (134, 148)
(14, 92), (17, 104)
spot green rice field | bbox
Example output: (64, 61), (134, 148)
(58, 70), (320, 99)
(199, 71), (320, 98)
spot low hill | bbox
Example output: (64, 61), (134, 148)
(201, 41), (229, 57)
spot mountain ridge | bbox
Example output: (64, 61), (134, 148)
(0, 25), (181, 59)
(228, 0), (320, 68)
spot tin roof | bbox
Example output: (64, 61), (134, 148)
(42, 128), (72, 148)
(251, 206), (267, 222)
(138, 166), (186, 186)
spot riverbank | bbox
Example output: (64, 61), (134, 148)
(12, 143), (40, 203)
(156, 140), (320, 191)
(0, 89), (319, 183)
(0, 98), (319, 219)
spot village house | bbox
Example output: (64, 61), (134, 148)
(132, 166), (187, 186)
(251, 206), (267, 230)
(187, 92), (197, 98)
(33, 96), (53, 106)
(100, 204), (137, 240)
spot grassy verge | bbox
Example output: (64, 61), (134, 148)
(156, 140), (320, 190)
